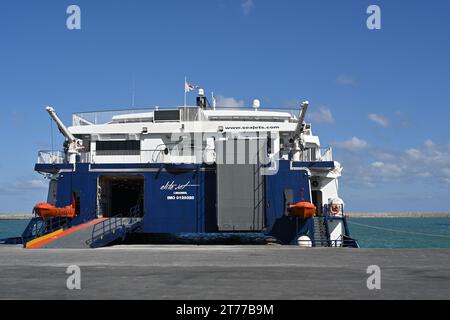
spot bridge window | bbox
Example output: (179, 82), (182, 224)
(96, 140), (140, 156)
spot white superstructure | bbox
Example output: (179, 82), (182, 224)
(66, 104), (334, 166)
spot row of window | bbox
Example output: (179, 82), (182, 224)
(96, 141), (140, 155)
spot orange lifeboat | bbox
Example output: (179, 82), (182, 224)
(288, 202), (316, 219)
(33, 203), (76, 220)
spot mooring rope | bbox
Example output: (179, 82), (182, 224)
(347, 220), (450, 239)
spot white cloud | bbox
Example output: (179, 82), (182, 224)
(216, 95), (245, 108)
(13, 179), (48, 190)
(27, 180), (48, 189)
(424, 139), (435, 148)
(369, 161), (404, 178)
(242, 0), (255, 15)
(442, 168), (450, 178)
(0, 178), (48, 195)
(371, 161), (384, 168)
(336, 75), (356, 86)
(405, 148), (421, 160)
(341, 140), (450, 186)
(307, 107), (334, 124)
(334, 137), (369, 151)
(368, 113), (389, 127)
(375, 151), (395, 161)
(418, 172), (432, 178)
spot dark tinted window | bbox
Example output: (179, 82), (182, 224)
(96, 141), (140, 155)
(154, 110), (180, 122)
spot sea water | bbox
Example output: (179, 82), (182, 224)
(347, 218), (450, 248)
(0, 220), (30, 240)
(1, 218), (449, 248)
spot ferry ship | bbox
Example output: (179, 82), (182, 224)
(3, 87), (359, 249)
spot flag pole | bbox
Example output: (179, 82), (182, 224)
(184, 76), (187, 108)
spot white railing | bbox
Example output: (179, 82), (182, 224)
(72, 106), (300, 126)
(299, 147), (333, 162)
(38, 151), (65, 164)
(75, 149), (216, 164)
(73, 108), (156, 126)
(320, 147), (333, 161)
(38, 148), (331, 165)
(76, 150), (158, 164)
(38, 147), (331, 165)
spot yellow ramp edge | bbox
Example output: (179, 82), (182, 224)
(26, 229), (64, 248)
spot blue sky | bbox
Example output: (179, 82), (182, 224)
(0, 0), (449, 213)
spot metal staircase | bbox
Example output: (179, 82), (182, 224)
(313, 216), (329, 247)
(86, 205), (142, 248)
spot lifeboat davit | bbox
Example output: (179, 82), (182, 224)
(33, 203), (76, 220)
(288, 202), (316, 219)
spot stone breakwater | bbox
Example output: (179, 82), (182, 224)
(347, 213), (450, 218)
(0, 214), (32, 220)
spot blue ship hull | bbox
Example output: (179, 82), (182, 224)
(31, 161), (321, 245)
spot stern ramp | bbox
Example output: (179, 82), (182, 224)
(25, 218), (141, 249)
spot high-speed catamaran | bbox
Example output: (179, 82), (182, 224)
(3, 87), (358, 249)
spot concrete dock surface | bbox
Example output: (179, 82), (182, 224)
(0, 245), (449, 300)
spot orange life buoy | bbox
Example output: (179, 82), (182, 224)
(329, 204), (342, 216)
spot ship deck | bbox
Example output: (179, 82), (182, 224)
(1, 245), (449, 300)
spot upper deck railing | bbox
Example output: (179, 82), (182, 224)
(72, 107), (157, 126)
(38, 151), (65, 164)
(298, 147), (333, 162)
(72, 106), (300, 126)
(37, 147), (332, 165)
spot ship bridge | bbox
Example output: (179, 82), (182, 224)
(37, 105), (335, 169)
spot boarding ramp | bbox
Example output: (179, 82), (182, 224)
(43, 220), (104, 249)
(25, 217), (142, 249)
(25, 218), (106, 249)
(86, 216), (142, 248)
(86, 204), (143, 248)
(22, 216), (72, 244)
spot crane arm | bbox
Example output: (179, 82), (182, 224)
(294, 101), (309, 140)
(46, 106), (83, 156)
(46, 106), (77, 142)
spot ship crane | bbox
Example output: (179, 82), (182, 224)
(46, 106), (83, 163)
(291, 101), (309, 161)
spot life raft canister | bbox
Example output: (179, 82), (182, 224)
(33, 194), (77, 220)
(33, 203), (76, 220)
(288, 202), (317, 219)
